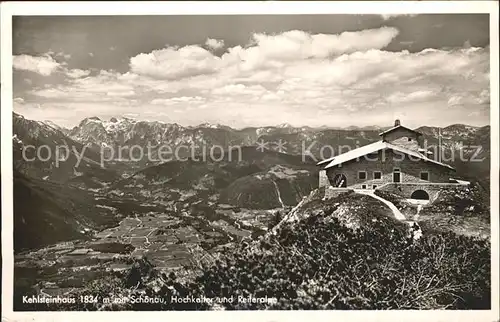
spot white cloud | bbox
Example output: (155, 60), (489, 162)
(381, 14), (417, 21)
(17, 27), (489, 128)
(129, 27), (399, 80)
(151, 96), (205, 105)
(32, 88), (105, 100)
(106, 90), (136, 97)
(66, 69), (91, 79)
(55, 51), (71, 60)
(130, 45), (222, 79)
(13, 54), (61, 76)
(447, 95), (463, 106)
(247, 27), (399, 59)
(211, 84), (267, 96)
(31, 88), (67, 98)
(205, 38), (224, 50)
(447, 89), (489, 107)
(387, 90), (437, 104)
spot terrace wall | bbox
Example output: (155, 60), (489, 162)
(324, 187), (353, 199)
(377, 182), (468, 202)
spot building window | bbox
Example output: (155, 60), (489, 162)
(358, 171), (367, 180)
(393, 168), (401, 183)
(372, 185), (378, 189)
(373, 171), (382, 180)
(332, 174), (347, 188)
(420, 171), (429, 181)
(361, 184), (367, 189)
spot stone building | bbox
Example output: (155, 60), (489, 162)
(317, 120), (469, 201)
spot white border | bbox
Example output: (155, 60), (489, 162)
(1, 2), (499, 322)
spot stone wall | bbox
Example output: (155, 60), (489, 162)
(324, 149), (454, 190)
(319, 169), (329, 188)
(378, 182), (468, 202)
(324, 187), (353, 199)
(382, 128), (421, 151)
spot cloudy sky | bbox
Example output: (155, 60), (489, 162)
(12, 14), (490, 129)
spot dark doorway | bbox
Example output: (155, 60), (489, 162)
(411, 190), (430, 200)
(393, 170), (401, 183)
(332, 174), (347, 187)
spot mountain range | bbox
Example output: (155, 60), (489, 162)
(13, 112), (490, 185)
(65, 115), (490, 159)
(11, 112), (491, 252)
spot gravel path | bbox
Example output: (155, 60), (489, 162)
(355, 190), (406, 221)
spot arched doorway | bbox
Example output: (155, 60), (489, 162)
(411, 190), (429, 200)
(331, 174), (347, 188)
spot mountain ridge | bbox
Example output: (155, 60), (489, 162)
(16, 112), (487, 133)
(13, 112), (490, 191)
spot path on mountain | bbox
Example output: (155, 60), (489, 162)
(355, 190), (406, 221)
(272, 180), (285, 208)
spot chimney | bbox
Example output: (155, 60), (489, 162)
(394, 119), (401, 127)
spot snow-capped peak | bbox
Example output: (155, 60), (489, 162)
(78, 116), (103, 127)
(13, 134), (23, 144)
(276, 123), (293, 128)
(104, 116), (137, 133)
(197, 122), (225, 129)
(43, 120), (66, 131)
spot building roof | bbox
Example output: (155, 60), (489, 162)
(378, 125), (422, 137)
(320, 140), (455, 170)
(316, 157), (335, 166)
(449, 178), (471, 185)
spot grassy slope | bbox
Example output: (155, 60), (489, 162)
(219, 166), (317, 209)
(13, 170), (120, 253)
(111, 147), (318, 208)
